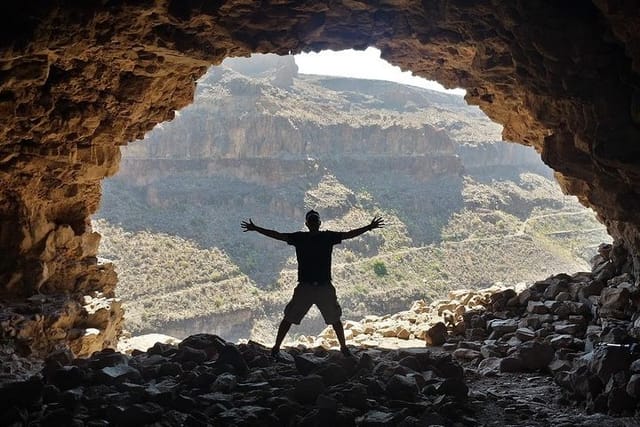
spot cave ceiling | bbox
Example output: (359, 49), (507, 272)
(0, 0), (640, 355)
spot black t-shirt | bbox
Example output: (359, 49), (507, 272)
(287, 231), (343, 283)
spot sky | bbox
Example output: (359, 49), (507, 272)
(295, 47), (466, 96)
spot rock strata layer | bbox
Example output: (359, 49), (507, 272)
(2, 2), (640, 354)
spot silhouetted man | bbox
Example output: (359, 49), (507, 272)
(241, 210), (384, 357)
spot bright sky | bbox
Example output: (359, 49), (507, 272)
(295, 47), (465, 96)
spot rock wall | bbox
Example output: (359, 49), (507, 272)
(117, 55), (463, 186)
(1, 0), (640, 356)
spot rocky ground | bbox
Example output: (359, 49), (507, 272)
(3, 242), (640, 426)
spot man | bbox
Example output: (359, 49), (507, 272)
(241, 210), (384, 357)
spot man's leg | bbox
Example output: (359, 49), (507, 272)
(272, 319), (292, 356)
(274, 284), (311, 357)
(332, 320), (352, 356)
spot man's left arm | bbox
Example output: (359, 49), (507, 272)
(341, 216), (385, 240)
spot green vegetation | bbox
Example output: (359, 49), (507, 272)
(373, 261), (388, 276)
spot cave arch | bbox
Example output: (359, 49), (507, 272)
(1, 0), (639, 356)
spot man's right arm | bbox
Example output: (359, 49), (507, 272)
(241, 219), (290, 242)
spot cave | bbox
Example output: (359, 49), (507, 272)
(1, 0), (640, 360)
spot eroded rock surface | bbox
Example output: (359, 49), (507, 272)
(2, 1), (640, 355)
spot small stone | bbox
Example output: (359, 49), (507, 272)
(294, 375), (325, 404)
(630, 359), (640, 374)
(425, 322), (447, 346)
(550, 335), (574, 349)
(543, 300), (562, 311)
(554, 324), (580, 335)
(515, 327), (535, 341)
(316, 363), (348, 386)
(626, 374), (640, 398)
(436, 377), (468, 399)
(397, 328), (411, 340)
(519, 317), (541, 330)
(499, 357), (523, 373)
(295, 353), (325, 375)
(588, 345), (633, 384)
(217, 343), (249, 376)
(527, 301), (548, 314)
(212, 373), (237, 393)
(386, 374), (419, 402)
(599, 288), (630, 318)
(515, 341), (554, 371)
(98, 365), (142, 384)
(480, 343), (503, 358)
(478, 357), (501, 376)
(452, 348), (481, 361)
(489, 318), (518, 334)
(442, 342), (457, 351)
(51, 366), (86, 390)
(544, 282), (567, 300)
(548, 359), (572, 374)
(358, 410), (397, 425)
(517, 289), (533, 305)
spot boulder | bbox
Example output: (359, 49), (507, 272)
(425, 322), (447, 346)
(599, 288), (630, 319)
(514, 341), (554, 371)
(587, 345), (633, 384)
(293, 375), (325, 404)
(387, 374), (419, 402)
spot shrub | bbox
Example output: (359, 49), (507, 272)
(373, 261), (388, 276)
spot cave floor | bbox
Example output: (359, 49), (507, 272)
(3, 336), (640, 425)
(468, 373), (638, 427)
(355, 337), (640, 426)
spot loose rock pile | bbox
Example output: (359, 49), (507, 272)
(304, 243), (640, 416)
(0, 334), (474, 426)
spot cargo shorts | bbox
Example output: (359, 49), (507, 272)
(283, 281), (342, 325)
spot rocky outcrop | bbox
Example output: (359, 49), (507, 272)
(321, 242), (640, 415)
(1, 1), (640, 355)
(0, 334), (472, 426)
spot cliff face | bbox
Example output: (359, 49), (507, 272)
(117, 55), (464, 188)
(1, 0), (639, 356)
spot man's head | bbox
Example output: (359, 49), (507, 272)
(305, 210), (321, 231)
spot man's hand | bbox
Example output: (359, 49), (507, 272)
(369, 216), (385, 230)
(241, 219), (258, 232)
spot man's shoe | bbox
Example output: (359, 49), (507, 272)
(271, 348), (281, 359)
(341, 347), (354, 357)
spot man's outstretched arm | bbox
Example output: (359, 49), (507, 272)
(241, 218), (290, 242)
(341, 216), (385, 240)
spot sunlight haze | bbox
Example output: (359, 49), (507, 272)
(295, 47), (466, 96)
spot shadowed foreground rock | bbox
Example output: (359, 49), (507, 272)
(282, 242), (640, 419)
(0, 334), (472, 426)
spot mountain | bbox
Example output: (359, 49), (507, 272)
(94, 54), (610, 342)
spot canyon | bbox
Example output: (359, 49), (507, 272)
(93, 54), (607, 343)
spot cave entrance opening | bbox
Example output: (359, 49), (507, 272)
(93, 50), (609, 347)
